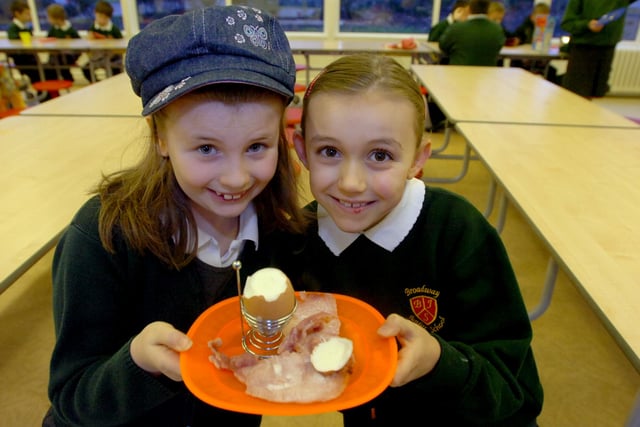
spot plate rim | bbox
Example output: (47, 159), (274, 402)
(180, 291), (397, 415)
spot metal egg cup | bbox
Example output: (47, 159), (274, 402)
(233, 260), (296, 357)
(240, 299), (297, 357)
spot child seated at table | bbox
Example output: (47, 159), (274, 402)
(290, 53), (544, 426)
(428, 0), (470, 43)
(46, 4), (80, 82)
(488, 1), (514, 40)
(510, 3), (558, 80)
(6, 0), (47, 86)
(438, 0), (506, 66)
(81, 0), (123, 83)
(512, 2), (552, 46)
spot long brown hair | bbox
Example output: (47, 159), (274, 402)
(96, 84), (307, 270)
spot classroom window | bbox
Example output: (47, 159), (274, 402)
(138, 0), (324, 31)
(2, 0), (638, 40)
(137, 0), (224, 29)
(437, 0), (459, 21)
(339, 0), (432, 34)
(231, 0), (323, 32)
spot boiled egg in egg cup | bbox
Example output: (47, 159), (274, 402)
(237, 266), (297, 357)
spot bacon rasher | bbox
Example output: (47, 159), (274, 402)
(208, 293), (354, 403)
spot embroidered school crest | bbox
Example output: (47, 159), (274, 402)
(410, 295), (438, 325)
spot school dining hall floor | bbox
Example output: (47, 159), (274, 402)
(1, 92), (639, 426)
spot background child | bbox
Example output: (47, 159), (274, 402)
(561, 0), (632, 98)
(291, 53), (543, 425)
(428, 0), (470, 43)
(487, 0), (506, 25)
(6, 0), (43, 85)
(81, 0), (123, 82)
(510, 2), (557, 78)
(45, 5), (306, 426)
(512, 2), (552, 46)
(439, 0), (506, 66)
(45, 4), (80, 82)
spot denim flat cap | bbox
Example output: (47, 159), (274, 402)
(125, 5), (296, 116)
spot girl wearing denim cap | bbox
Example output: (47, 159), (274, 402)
(290, 54), (543, 426)
(45, 6), (306, 426)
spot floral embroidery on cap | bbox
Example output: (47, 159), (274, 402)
(148, 76), (192, 109)
(244, 25), (268, 49)
(227, 7), (268, 49)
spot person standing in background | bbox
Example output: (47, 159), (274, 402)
(561, 0), (632, 98)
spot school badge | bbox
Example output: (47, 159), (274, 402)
(410, 295), (438, 325)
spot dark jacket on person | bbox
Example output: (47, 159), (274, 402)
(439, 15), (506, 65)
(286, 185), (544, 426)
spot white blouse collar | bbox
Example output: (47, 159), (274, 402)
(195, 203), (259, 267)
(318, 178), (425, 256)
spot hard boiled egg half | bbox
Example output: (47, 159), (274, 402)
(242, 267), (296, 320)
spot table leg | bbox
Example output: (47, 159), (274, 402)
(484, 179), (497, 218)
(431, 123), (452, 154)
(625, 390), (640, 427)
(496, 194), (508, 233)
(422, 142), (471, 183)
(528, 258), (559, 321)
(34, 53), (45, 81)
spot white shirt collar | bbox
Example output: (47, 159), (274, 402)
(55, 20), (72, 31)
(195, 203), (259, 267)
(318, 178), (425, 256)
(12, 18), (28, 30)
(94, 20), (113, 32)
(468, 14), (489, 21)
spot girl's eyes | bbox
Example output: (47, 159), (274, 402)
(319, 146), (340, 158)
(195, 142), (268, 155)
(370, 150), (393, 162)
(247, 142), (267, 153)
(197, 144), (217, 155)
(317, 147), (394, 162)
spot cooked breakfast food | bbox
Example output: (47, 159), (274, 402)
(242, 267), (296, 320)
(209, 292), (354, 403)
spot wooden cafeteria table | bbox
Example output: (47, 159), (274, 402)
(411, 65), (639, 182)
(422, 41), (566, 64)
(0, 115), (144, 293)
(456, 122), (640, 424)
(0, 37), (129, 81)
(21, 73), (141, 117)
(412, 65), (637, 128)
(289, 39), (436, 83)
(456, 122), (640, 366)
